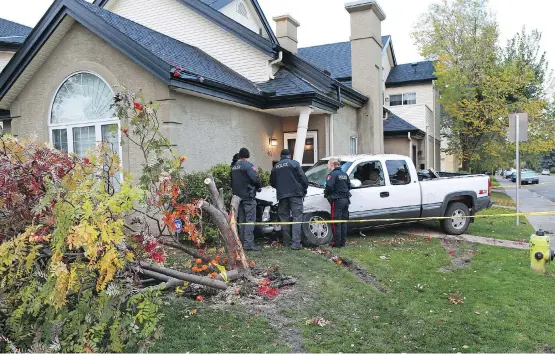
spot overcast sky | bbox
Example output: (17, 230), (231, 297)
(1, 0), (552, 66)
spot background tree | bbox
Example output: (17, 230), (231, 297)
(412, 0), (552, 170)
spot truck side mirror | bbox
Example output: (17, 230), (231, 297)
(350, 179), (362, 189)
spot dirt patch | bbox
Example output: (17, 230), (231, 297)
(311, 248), (386, 293)
(439, 239), (479, 272)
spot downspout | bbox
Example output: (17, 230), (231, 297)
(330, 114), (335, 156)
(426, 124), (429, 169)
(269, 51), (283, 80)
(408, 132), (412, 163)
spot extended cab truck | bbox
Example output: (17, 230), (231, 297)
(256, 154), (493, 246)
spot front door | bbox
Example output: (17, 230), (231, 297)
(284, 131), (318, 168)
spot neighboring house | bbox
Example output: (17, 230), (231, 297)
(384, 61), (440, 171)
(0, 0), (387, 175)
(299, 34), (442, 171)
(0, 18), (32, 130)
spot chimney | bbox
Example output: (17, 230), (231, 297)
(345, 0), (386, 154)
(272, 14), (300, 53)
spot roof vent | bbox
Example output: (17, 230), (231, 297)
(411, 63), (418, 66)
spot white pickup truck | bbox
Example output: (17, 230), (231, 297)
(256, 154), (493, 246)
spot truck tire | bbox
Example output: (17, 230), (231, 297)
(441, 202), (471, 235)
(301, 212), (333, 247)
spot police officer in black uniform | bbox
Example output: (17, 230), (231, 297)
(231, 148), (261, 251)
(324, 157), (351, 248)
(270, 149), (308, 250)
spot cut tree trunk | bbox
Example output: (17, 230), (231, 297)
(139, 261), (228, 290)
(196, 175), (250, 277)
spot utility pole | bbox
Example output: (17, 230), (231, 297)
(516, 113), (520, 226)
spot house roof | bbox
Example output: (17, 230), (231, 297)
(297, 36), (390, 80)
(199, 0), (235, 10)
(383, 109), (424, 136)
(385, 60), (436, 86)
(81, 0), (261, 95)
(1, 0), (366, 114)
(0, 18), (32, 47)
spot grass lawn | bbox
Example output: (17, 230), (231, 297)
(151, 236), (555, 353)
(491, 191), (516, 207)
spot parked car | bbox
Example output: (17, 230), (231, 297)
(505, 170), (516, 179)
(512, 171), (539, 184)
(541, 169), (551, 176)
(256, 154), (493, 246)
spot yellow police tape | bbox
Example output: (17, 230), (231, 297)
(233, 210), (555, 226)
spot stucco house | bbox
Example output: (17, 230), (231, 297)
(0, 0), (391, 177)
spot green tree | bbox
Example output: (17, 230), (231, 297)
(412, 0), (549, 170)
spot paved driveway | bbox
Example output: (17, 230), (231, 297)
(496, 175), (555, 238)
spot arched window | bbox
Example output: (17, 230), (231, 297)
(236, 1), (248, 17)
(49, 72), (119, 158)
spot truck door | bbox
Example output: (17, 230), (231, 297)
(348, 160), (391, 228)
(383, 159), (422, 222)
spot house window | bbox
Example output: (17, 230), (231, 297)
(237, 1), (248, 17)
(50, 72), (120, 158)
(403, 92), (416, 105)
(349, 136), (357, 155)
(389, 92), (416, 106)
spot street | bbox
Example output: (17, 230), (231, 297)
(496, 174), (555, 236)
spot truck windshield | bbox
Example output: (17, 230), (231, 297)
(305, 160), (352, 188)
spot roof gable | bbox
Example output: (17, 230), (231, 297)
(199, 0), (234, 9)
(0, 18), (32, 47)
(298, 36), (390, 80)
(385, 61), (436, 86)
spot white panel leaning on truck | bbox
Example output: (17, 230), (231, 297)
(256, 154), (493, 246)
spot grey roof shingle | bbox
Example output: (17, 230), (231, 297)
(0, 18), (32, 45)
(256, 69), (317, 96)
(383, 109), (422, 134)
(386, 61), (436, 85)
(198, 0), (235, 10)
(78, 0), (260, 94)
(297, 35), (390, 80)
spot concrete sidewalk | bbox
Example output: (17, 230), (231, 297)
(495, 178), (555, 241)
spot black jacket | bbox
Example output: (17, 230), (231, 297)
(270, 157), (309, 200)
(324, 167), (351, 201)
(231, 160), (261, 200)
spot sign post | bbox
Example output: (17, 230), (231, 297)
(508, 113), (529, 226)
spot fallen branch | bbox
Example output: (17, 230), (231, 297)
(139, 261), (227, 290)
(158, 238), (211, 262)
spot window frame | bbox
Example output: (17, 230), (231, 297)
(389, 92), (417, 106)
(48, 71), (123, 185)
(283, 131), (318, 167)
(349, 136), (358, 155)
(385, 159), (412, 185)
(350, 160), (386, 188)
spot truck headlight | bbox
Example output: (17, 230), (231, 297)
(262, 206), (271, 222)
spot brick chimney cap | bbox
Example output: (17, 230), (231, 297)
(272, 14), (300, 27)
(345, 0), (386, 21)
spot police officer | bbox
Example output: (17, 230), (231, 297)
(324, 157), (351, 248)
(231, 153), (239, 168)
(231, 148), (261, 251)
(270, 149), (308, 250)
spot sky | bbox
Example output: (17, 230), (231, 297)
(0, 0), (553, 67)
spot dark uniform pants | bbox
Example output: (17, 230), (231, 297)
(238, 199), (256, 249)
(278, 196), (303, 248)
(331, 198), (349, 246)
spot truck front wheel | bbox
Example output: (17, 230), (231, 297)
(441, 202), (471, 235)
(301, 212), (333, 246)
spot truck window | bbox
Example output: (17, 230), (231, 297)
(305, 159), (352, 187)
(386, 160), (411, 185)
(350, 161), (385, 187)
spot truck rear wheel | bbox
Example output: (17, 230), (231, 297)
(441, 202), (471, 235)
(301, 212), (333, 247)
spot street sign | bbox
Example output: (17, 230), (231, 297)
(508, 113), (528, 142)
(174, 219), (183, 234)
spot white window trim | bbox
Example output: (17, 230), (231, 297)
(349, 136), (358, 155)
(283, 131), (318, 167)
(389, 92), (417, 106)
(48, 71), (123, 178)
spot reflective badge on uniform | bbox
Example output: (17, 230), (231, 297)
(327, 175), (331, 180)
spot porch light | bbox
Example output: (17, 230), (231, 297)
(269, 137), (278, 147)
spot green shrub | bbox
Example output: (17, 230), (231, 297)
(180, 164), (270, 244)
